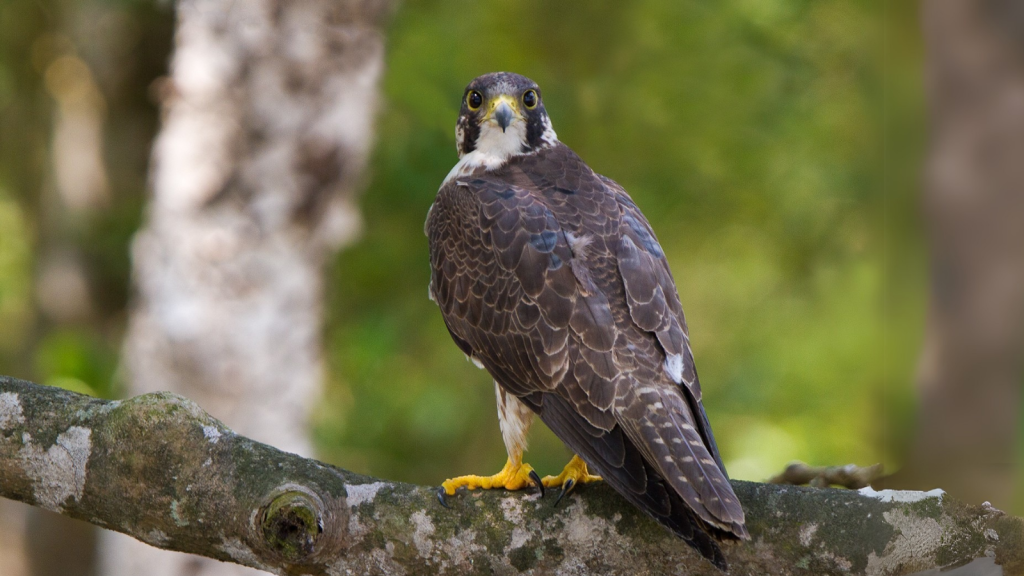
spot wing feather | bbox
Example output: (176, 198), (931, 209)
(605, 176), (730, 472)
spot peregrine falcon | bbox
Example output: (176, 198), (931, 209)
(426, 72), (748, 569)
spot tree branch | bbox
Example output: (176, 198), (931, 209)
(0, 376), (1020, 576)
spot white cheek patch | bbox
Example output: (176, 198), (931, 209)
(454, 124), (465, 154)
(540, 115), (558, 146)
(476, 121), (528, 160)
(444, 121), (528, 185)
(442, 108), (560, 187)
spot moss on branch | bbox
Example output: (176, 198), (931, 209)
(0, 376), (1021, 575)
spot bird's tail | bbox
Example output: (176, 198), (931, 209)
(534, 391), (745, 572)
(616, 386), (748, 539)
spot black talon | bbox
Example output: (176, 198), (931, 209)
(529, 470), (545, 498)
(554, 478), (575, 508)
(437, 486), (450, 508)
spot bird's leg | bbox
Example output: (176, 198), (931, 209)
(542, 454), (602, 506)
(437, 383), (544, 507)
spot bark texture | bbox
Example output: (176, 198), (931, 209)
(893, 0), (1024, 508)
(113, 0), (390, 574)
(2, 376), (1021, 576)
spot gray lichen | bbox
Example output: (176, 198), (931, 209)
(0, 391), (25, 429)
(18, 425), (92, 512)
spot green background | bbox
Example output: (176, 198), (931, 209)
(0, 0), (960, 501)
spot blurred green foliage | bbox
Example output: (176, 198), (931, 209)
(0, 0), (170, 396)
(0, 0), (936, 490)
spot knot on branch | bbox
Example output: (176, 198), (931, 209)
(253, 483), (347, 571)
(769, 461), (884, 489)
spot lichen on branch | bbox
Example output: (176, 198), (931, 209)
(0, 376), (1021, 576)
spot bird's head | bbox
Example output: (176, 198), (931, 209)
(455, 72), (558, 159)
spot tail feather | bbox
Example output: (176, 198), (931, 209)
(533, 392), (741, 571)
(617, 387), (747, 536)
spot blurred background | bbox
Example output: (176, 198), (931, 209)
(0, 0), (1021, 575)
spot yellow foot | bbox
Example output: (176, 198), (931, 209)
(438, 458), (543, 507)
(541, 455), (602, 506)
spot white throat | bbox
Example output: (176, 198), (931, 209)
(443, 117), (558, 185)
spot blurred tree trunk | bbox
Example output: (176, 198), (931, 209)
(101, 1), (391, 575)
(889, 0), (1024, 510)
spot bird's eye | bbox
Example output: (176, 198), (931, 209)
(523, 89), (538, 109)
(467, 91), (483, 110)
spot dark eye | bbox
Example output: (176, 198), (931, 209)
(467, 91), (483, 110)
(523, 89), (538, 109)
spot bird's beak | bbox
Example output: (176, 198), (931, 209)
(486, 95), (519, 133)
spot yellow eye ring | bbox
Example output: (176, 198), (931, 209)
(467, 90), (483, 110)
(523, 89), (538, 109)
